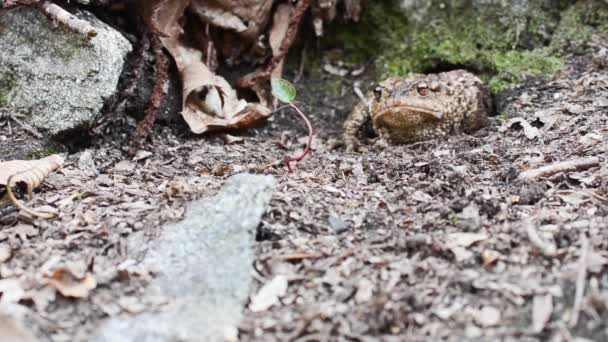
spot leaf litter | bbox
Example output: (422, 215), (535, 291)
(0, 30), (606, 342)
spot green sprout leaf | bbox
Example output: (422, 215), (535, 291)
(271, 78), (297, 103)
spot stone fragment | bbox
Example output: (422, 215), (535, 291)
(95, 174), (275, 342)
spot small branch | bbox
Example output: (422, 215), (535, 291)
(569, 234), (589, 327)
(2, 1), (99, 40)
(284, 102), (313, 173)
(517, 157), (600, 182)
(40, 1), (98, 40)
(8, 113), (43, 138)
(1, 0), (39, 9)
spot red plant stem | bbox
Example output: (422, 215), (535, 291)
(285, 102), (313, 173)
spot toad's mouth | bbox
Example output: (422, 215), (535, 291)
(374, 105), (443, 121)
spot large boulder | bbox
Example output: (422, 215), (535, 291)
(0, 6), (131, 137)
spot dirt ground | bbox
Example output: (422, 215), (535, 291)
(0, 40), (607, 341)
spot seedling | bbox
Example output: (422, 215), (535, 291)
(271, 78), (313, 173)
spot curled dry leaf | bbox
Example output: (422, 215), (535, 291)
(0, 154), (64, 193)
(0, 154), (64, 219)
(45, 268), (97, 299)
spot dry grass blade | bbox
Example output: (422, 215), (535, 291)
(0, 154), (64, 219)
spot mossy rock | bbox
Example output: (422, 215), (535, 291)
(0, 73), (16, 107)
(323, 0), (606, 93)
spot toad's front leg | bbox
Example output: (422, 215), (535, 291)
(342, 100), (369, 152)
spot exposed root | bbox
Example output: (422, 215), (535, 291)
(128, 35), (168, 156)
(517, 157), (601, 182)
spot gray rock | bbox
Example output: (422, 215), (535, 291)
(95, 174), (275, 342)
(0, 7), (131, 136)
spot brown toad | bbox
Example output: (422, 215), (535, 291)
(343, 69), (492, 151)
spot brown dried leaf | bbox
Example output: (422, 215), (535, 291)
(145, 0), (271, 134)
(189, 0), (273, 42)
(45, 269), (97, 299)
(249, 275), (288, 312)
(0, 154), (64, 193)
(177, 52), (271, 133)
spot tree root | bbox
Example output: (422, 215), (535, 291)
(128, 35), (168, 156)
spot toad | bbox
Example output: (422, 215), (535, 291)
(343, 70), (492, 151)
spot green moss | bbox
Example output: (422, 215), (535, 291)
(489, 49), (562, 92)
(323, 0), (572, 94)
(26, 146), (58, 160)
(551, 0), (608, 51)
(326, 78), (343, 96)
(53, 29), (89, 61)
(0, 73), (16, 106)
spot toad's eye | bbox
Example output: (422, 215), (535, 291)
(373, 86), (383, 99)
(417, 82), (430, 96)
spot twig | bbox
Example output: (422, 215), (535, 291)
(569, 234), (589, 327)
(6, 173), (54, 219)
(517, 157), (600, 182)
(284, 102), (313, 173)
(128, 36), (168, 156)
(1, 0), (39, 9)
(270, 253), (323, 262)
(8, 114), (43, 138)
(40, 1), (98, 40)
(2, 1), (98, 39)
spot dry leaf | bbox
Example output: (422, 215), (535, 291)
(446, 233), (488, 248)
(532, 294), (552, 333)
(249, 275), (288, 312)
(145, 0), (271, 134)
(503, 118), (540, 140)
(473, 306), (501, 327)
(355, 278), (374, 304)
(0, 243), (12, 263)
(446, 233), (488, 262)
(0, 154), (64, 193)
(45, 269), (97, 298)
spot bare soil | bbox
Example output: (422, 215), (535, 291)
(0, 43), (607, 341)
